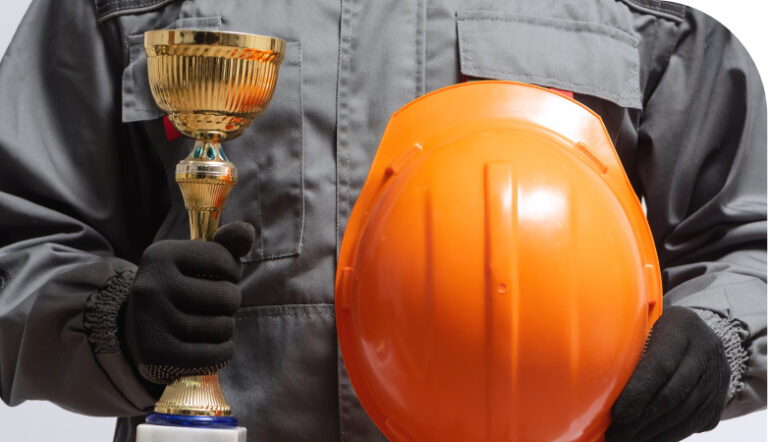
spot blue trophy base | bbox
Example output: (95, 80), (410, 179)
(146, 413), (239, 428)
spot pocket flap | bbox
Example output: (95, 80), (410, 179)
(457, 10), (642, 109)
(122, 16), (223, 123)
(95, 0), (175, 22)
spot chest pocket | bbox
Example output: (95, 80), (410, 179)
(456, 9), (642, 109)
(121, 16), (304, 262)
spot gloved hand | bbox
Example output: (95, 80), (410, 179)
(122, 222), (254, 384)
(606, 306), (730, 442)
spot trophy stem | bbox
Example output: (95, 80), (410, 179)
(176, 137), (238, 241)
(154, 135), (238, 416)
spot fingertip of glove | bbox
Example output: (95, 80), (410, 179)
(214, 222), (256, 258)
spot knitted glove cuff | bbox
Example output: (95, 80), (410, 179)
(139, 361), (230, 384)
(691, 307), (749, 403)
(83, 270), (136, 354)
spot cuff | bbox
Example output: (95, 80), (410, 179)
(691, 307), (750, 403)
(83, 269), (135, 354)
(84, 268), (165, 405)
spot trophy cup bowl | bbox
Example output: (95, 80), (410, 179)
(142, 29), (285, 425)
(145, 30), (285, 141)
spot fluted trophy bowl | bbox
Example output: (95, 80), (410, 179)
(142, 29), (285, 422)
(145, 29), (285, 141)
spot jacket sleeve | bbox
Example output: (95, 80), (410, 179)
(0, 0), (166, 415)
(636, 6), (766, 418)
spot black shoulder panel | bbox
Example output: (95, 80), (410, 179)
(618, 0), (687, 22)
(94, 0), (179, 22)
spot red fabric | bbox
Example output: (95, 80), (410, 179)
(549, 88), (574, 99)
(163, 116), (183, 141)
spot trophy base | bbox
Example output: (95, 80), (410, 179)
(146, 413), (238, 428)
(137, 424), (246, 442)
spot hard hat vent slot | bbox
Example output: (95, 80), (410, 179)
(386, 143), (424, 176)
(575, 141), (608, 174)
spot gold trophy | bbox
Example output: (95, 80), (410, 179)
(140, 29), (285, 432)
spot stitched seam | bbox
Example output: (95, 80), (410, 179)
(235, 303), (335, 320)
(243, 249), (300, 262)
(462, 67), (641, 105)
(343, 2), (354, 261)
(617, 0), (686, 21)
(336, 0), (356, 259)
(639, 12), (662, 109)
(237, 312), (335, 320)
(415, 0), (425, 98)
(459, 15), (638, 46)
(97, 0), (179, 22)
(253, 160), (266, 259)
(414, 1), (419, 100)
(339, 347), (351, 439)
(96, 0), (169, 15)
(296, 42), (306, 256)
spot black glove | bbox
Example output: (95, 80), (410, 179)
(122, 222), (254, 384)
(606, 306), (730, 442)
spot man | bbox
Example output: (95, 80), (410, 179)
(0, 0), (764, 441)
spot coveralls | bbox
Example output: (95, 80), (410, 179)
(0, 0), (765, 441)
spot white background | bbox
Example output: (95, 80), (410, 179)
(0, 0), (765, 441)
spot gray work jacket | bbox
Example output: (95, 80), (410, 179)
(0, 0), (765, 441)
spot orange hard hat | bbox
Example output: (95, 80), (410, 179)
(336, 81), (662, 442)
